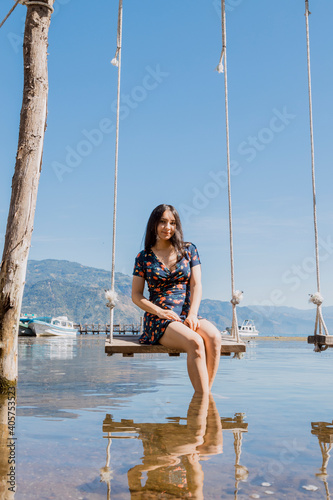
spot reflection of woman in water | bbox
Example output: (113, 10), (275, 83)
(127, 393), (223, 499)
(132, 204), (221, 394)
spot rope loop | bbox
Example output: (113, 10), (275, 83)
(105, 289), (118, 310)
(231, 290), (243, 306)
(111, 48), (120, 67)
(314, 344), (328, 353)
(230, 302), (240, 343)
(309, 292), (323, 306)
(216, 48), (225, 73)
(21, 1), (54, 13)
(305, 0), (311, 16)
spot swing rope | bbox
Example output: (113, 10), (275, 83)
(1, 1), (55, 31)
(106, 0), (243, 343)
(217, 0), (242, 343)
(106, 0), (123, 341)
(0, 0), (21, 29)
(305, 0), (329, 350)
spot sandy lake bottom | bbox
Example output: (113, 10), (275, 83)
(11, 336), (333, 499)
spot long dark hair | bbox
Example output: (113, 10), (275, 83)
(144, 204), (185, 259)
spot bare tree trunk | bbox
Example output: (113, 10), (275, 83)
(0, 0), (54, 393)
(0, 394), (16, 498)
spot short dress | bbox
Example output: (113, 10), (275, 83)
(133, 243), (201, 344)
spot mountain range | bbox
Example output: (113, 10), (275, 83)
(21, 259), (333, 336)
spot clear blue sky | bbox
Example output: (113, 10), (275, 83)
(1, 0), (333, 310)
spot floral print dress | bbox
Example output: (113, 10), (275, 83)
(133, 243), (201, 344)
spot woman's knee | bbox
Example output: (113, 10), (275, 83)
(187, 334), (205, 357)
(208, 332), (221, 353)
(199, 321), (221, 349)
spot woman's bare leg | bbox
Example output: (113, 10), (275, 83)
(196, 319), (221, 390)
(159, 322), (209, 394)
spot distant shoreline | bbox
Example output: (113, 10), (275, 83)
(253, 336), (307, 341)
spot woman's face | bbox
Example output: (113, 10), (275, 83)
(156, 210), (177, 241)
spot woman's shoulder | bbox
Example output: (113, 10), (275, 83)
(183, 242), (200, 265)
(135, 249), (146, 260)
(133, 249), (151, 276)
(184, 242), (198, 251)
(135, 249), (153, 261)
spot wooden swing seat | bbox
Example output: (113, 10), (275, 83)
(307, 335), (333, 348)
(105, 334), (246, 357)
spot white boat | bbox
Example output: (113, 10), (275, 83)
(238, 319), (259, 337)
(19, 315), (49, 336)
(222, 319), (259, 338)
(28, 316), (77, 337)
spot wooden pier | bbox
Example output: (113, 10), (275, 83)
(76, 323), (141, 335)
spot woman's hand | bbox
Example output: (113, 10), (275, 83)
(157, 308), (181, 322)
(184, 313), (200, 331)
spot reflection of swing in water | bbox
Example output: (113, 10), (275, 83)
(101, 394), (248, 499)
(221, 414), (249, 498)
(311, 420), (333, 499)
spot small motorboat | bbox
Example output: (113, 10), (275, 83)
(19, 319), (34, 336)
(18, 314), (49, 336)
(28, 316), (77, 337)
(222, 319), (259, 338)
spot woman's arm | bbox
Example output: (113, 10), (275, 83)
(132, 276), (181, 321)
(184, 265), (202, 330)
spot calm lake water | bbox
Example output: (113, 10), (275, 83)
(13, 336), (333, 499)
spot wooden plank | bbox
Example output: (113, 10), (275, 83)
(308, 335), (333, 347)
(105, 335), (246, 357)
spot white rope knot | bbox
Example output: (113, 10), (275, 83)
(111, 48), (120, 67)
(309, 292), (323, 306)
(215, 48), (225, 74)
(231, 290), (243, 306)
(105, 289), (118, 309)
(216, 61), (224, 74)
(233, 352), (245, 360)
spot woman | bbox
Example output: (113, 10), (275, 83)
(132, 204), (221, 394)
